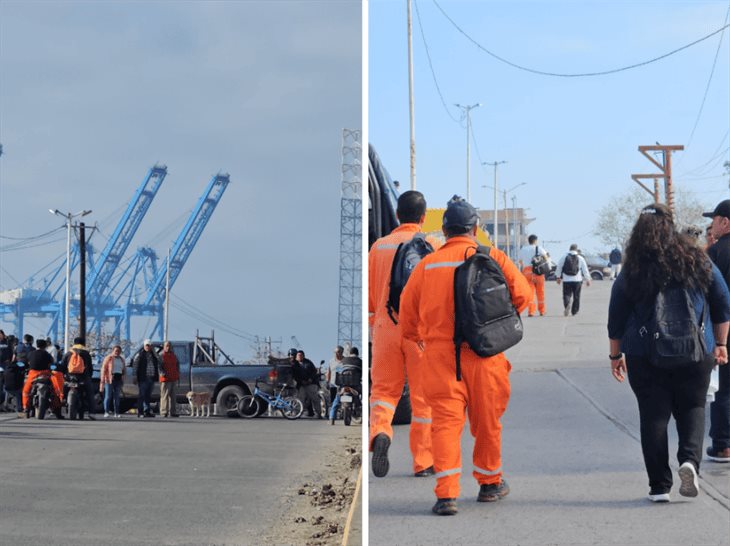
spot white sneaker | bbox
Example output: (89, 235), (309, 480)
(115, 414), (121, 418)
(104, 412), (110, 418)
(648, 492), (670, 503)
(678, 462), (699, 497)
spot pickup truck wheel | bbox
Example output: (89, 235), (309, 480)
(216, 385), (245, 417)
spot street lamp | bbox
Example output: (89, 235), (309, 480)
(50, 209), (92, 353)
(502, 183), (527, 261)
(455, 103), (481, 202)
(482, 161), (507, 249)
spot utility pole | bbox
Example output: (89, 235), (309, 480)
(407, 0), (416, 190)
(511, 195), (517, 262)
(163, 248), (171, 341)
(630, 144), (683, 213)
(50, 209), (91, 352)
(79, 222), (86, 341)
(455, 103), (480, 202)
(483, 161), (507, 249)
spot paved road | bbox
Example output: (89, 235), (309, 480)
(369, 280), (730, 545)
(0, 414), (351, 545)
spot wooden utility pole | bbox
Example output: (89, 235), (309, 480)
(630, 144), (683, 212)
(79, 222), (86, 341)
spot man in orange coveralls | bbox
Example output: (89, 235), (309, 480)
(399, 196), (532, 515)
(369, 190), (441, 478)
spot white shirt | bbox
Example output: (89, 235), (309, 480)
(555, 251), (590, 282)
(111, 356), (125, 374)
(518, 244), (548, 269)
(328, 356), (344, 386)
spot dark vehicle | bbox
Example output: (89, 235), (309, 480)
(582, 253), (611, 280)
(65, 374), (88, 420)
(368, 144), (410, 426)
(121, 335), (273, 416)
(28, 374), (54, 419)
(332, 368), (362, 426)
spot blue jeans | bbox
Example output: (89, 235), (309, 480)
(710, 361), (730, 450)
(104, 379), (122, 415)
(138, 379), (154, 414)
(329, 392), (341, 421)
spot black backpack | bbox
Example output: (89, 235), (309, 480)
(563, 254), (580, 276)
(453, 246), (524, 380)
(531, 246), (551, 276)
(639, 284), (707, 369)
(387, 234), (435, 324)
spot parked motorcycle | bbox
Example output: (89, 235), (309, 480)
(65, 375), (87, 420)
(28, 374), (54, 419)
(332, 368), (362, 426)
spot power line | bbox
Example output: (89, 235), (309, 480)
(683, 3), (730, 152)
(414, 0), (460, 123)
(431, 0), (730, 78)
(0, 226), (65, 241)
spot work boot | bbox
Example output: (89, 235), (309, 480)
(371, 433), (391, 478)
(414, 466), (435, 477)
(477, 479), (510, 502)
(431, 498), (458, 516)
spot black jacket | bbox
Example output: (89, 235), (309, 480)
(28, 349), (53, 371)
(293, 358), (318, 386)
(708, 233), (730, 288)
(0, 340), (12, 365)
(132, 349), (160, 383)
(3, 361), (25, 391)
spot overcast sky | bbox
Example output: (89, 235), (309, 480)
(0, 1), (361, 363)
(370, 0), (729, 254)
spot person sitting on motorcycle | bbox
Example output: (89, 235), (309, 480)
(22, 339), (64, 418)
(61, 337), (96, 420)
(329, 347), (363, 423)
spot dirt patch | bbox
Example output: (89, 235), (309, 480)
(262, 427), (360, 546)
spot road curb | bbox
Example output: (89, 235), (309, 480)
(341, 465), (362, 546)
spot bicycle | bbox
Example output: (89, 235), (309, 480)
(237, 380), (303, 420)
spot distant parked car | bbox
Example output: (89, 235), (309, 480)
(582, 253), (611, 280)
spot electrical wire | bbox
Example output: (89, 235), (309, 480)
(431, 0), (730, 78)
(414, 0), (461, 123)
(0, 226), (65, 241)
(683, 3), (730, 152)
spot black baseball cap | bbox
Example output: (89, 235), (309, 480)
(442, 195), (479, 233)
(703, 200), (730, 219)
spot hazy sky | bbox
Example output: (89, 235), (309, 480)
(0, 1), (361, 363)
(370, 0), (729, 254)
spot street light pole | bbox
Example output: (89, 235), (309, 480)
(407, 0), (417, 190)
(455, 103), (480, 202)
(482, 161), (506, 249)
(50, 209), (92, 352)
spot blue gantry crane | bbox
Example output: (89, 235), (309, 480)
(0, 166), (229, 355)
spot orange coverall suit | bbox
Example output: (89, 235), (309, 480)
(369, 223), (441, 473)
(399, 236), (532, 499)
(22, 370), (64, 409)
(521, 262), (546, 316)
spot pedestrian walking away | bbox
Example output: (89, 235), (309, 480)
(399, 196), (532, 515)
(609, 246), (622, 280)
(517, 234), (549, 316)
(608, 203), (730, 502)
(369, 190), (440, 479)
(159, 341), (180, 417)
(556, 243), (591, 317)
(703, 199), (730, 462)
(100, 345), (126, 418)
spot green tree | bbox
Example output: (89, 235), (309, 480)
(594, 186), (706, 248)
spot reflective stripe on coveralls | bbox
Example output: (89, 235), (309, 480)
(521, 265), (546, 316)
(369, 223), (441, 473)
(399, 237), (532, 499)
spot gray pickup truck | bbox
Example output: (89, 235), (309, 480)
(119, 336), (272, 416)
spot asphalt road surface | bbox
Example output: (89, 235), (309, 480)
(0, 414), (351, 545)
(369, 280), (730, 546)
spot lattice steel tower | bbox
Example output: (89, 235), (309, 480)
(337, 129), (362, 350)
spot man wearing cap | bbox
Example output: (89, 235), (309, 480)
(132, 340), (160, 418)
(704, 199), (730, 462)
(369, 190), (439, 479)
(399, 196), (532, 515)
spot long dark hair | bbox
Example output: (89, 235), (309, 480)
(623, 203), (711, 301)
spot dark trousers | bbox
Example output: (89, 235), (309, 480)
(562, 281), (582, 315)
(138, 379), (154, 414)
(626, 355), (714, 493)
(710, 361), (730, 449)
